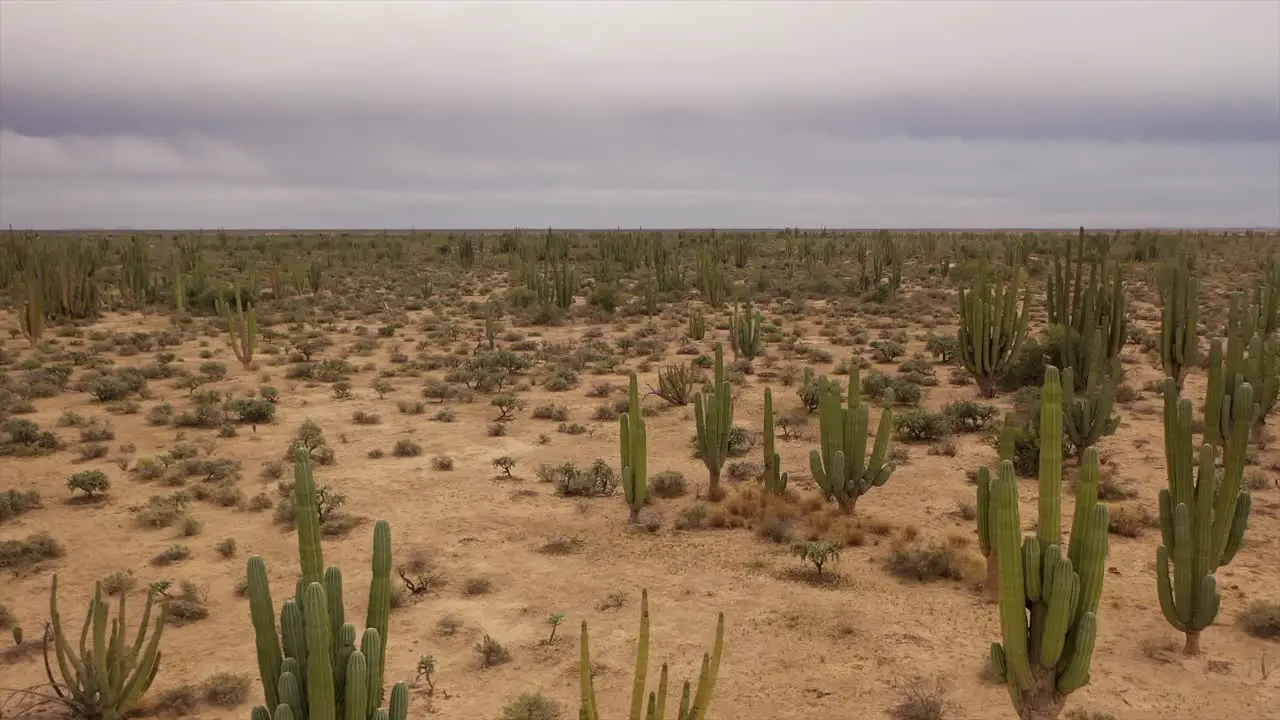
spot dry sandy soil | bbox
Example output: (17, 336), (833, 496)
(1, 283), (1277, 720)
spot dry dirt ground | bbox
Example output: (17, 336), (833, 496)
(1, 293), (1277, 720)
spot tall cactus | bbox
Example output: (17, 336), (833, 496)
(958, 264), (1030, 397)
(988, 367), (1109, 720)
(1156, 251), (1199, 389)
(620, 372), (649, 523)
(1204, 294), (1277, 439)
(762, 387), (788, 496)
(217, 287), (257, 369)
(687, 311), (706, 341)
(728, 303), (763, 362)
(17, 278), (44, 345)
(693, 344), (734, 500)
(579, 589), (724, 720)
(808, 365), (895, 514)
(1157, 377), (1252, 654)
(1255, 261), (1279, 338)
(977, 417), (1019, 600)
(1060, 335), (1121, 459)
(246, 450), (408, 720)
(45, 575), (169, 720)
(1046, 228), (1128, 390)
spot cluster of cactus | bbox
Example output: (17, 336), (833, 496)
(1255, 260), (1279, 338)
(693, 344), (734, 499)
(247, 450), (409, 720)
(45, 574), (169, 718)
(1156, 249), (1200, 389)
(1047, 228), (1128, 391)
(1157, 377), (1252, 654)
(650, 362), (698, 406)
(987, 367), (1109, 719)
(454, 235), (476, 268)
(1060, 334), (1121, 458)
(216, 287), (258, 370)
(578, 590), (724, 720)
(762, 387), (788, 496)
(854, 230), (900, 296)
(6, 234), (104, 321)
(119, 236), (157, 306)
(695, 248), (727, 307)
(1204, 294), (1278, 435)
(687, 311), (706, 341)
(957, 264), (1030, 397)
(728, 232), (753, 269)
(728, 303), (763, 362)
(523, 261), (578, 309)
(808, 365), (895, 514)
(17, 278), (44, 344)
(620, 372), (649, 523)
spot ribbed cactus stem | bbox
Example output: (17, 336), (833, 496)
(694, 344), (733, 500)
(1157, 252), (1199, 388)
(987, 368), (1109, 719)
(807, 364), (895, 514)
(621, 372), (649, 522)
(762, 387), (788, 496)
(958, 263), (1030, 397)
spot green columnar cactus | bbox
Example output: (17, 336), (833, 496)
(45, 575), (169, 719)
(687, 311), (706, 341)
(977, 420), (1016, 601)
(1256, 261), (1279, 337)
(808, 365), (895, 514)
(728, 303), (763, 362)
(620, 372), (649, 523)
(579, 589), (724, 720)
(1061, 335), (1121, 459)
(1204, 294), (1276, 439)
(246, 450), (408, 720)
(958, 264), (1030, 397)
(18, 279), (44, 345)
(1157, 252), (1200, 389)
(693, 344), (733, 500)
(217, 287), (257, 369)
(1157, 377), (1252, 655)
(1046, 229), (1128, 390)
(695, 249), (726, 307)
(762, 387), (788, 496)
(988, 367), (1109, 720)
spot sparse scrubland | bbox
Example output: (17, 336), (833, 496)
(0, 227), (1277, 720)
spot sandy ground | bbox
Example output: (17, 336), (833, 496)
(1, 299), (1277, 720)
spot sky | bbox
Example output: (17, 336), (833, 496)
(1, 1), (1278, 230)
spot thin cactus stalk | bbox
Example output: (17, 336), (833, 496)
(17, 278), (44, 345)
(1156, 251), (1199, 389)
(1060, 334), (1121, 459)
(579, 589), (724, 720)
(620, 372), (649, 523)
(1046, 228), (1128, 391)
(1157, 377), (1253, 655)
(1205, 293), (1276, 438)
(649, 362), (698, 406)
(988, 367), (1109, 720)
(807, 365), (895, 514)
(977, 417), (1016, 602)
(45, 575), (169, 719)
(687, 311), (706, 341)
(728, 303), (763, 362)
(216, 287), (257, 369)
(1255, 261), (1279, 338)
(958, 264), (1031, 397)
(762, 387), (788, 496)
(693, 344), (733, 500)
(246, 450), (408, 720)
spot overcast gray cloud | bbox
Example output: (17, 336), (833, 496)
(2, 1), (1278, 229)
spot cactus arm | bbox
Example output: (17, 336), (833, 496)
(344, 650), (369, 720)
(365, 520), (393, 705)
(247, 557), (283, 710)
(992, 461), (1034, 691)
(1037, 368), (1064, 547)
(628, 590), (652, 720)
(292, 450), (325, 587)
(302, 583), (336, 720)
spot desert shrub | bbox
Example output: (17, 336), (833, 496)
(501, 692), (562, 720)
(941, 400), (998, 432)
(431, 455), (455, 471)
(151, 544), (192, 566)
(886, 541), (973, 582)
(0, 532), (66, 569)
(532, 403), (569, 421)
(352, 410), (382, 425)
(0, 489), (42, 522)
(894, 409), (951, 442)
(201, 672), (252, 708)
(549, 460), (618, 497)
(649, 470), (688, 498)
(1240, 600), (1280, 638)
(393, 439), (422, 457)
(67, 470), (111, 498)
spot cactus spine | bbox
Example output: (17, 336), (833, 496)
(693, 344), (734, 500)
(45, 575), (169, 719)
(1157, 377), (1252, 654)
(579, 589), (724, 720)
(246, 450), (407, 720)
(808, 365), (895, 514)
(1156, 251), (1199, 389)
(1060, 334), (1121, 458)
(958, 264), (1030, 397)
(217, 287), (257, 369)
(762, 387), (788, 496)
(988, 367), (1109, 720)
(620, 372), (649, 523)
(728, 303), (763, 362)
